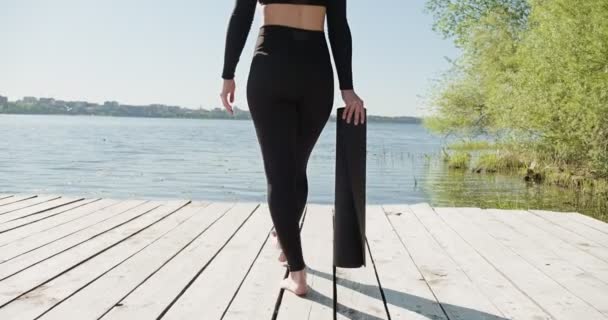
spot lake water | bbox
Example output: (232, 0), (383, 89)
(1, 114), (605, 220)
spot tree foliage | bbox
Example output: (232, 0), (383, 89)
(425, 0), (530, 46)
(425, 0), (608, 176)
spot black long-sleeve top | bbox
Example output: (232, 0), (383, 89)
(221, 0), (354, 90)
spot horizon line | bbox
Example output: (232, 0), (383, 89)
(0, 93), (425, 119)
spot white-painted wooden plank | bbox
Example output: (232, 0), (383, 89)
(277, 204), (335, 319)
(162, 203), (274, 320)
(516, 209), (608, 264)
(406, 204), (554, 319)
(36, 202), (233, 320)
(0, 197), (83, 224)
(0, 195), (13, 201)
(101, 202), (259, 320)
(561, 212), (608, 235)
(5, 202), (221, 320)
(467, 208), (608, 315)
(487, 208), (608, 282)
(0, 195), (36, 207)
(402, 203), (551, 320)
(369, 204), (448, 320)
(530, 210), (608, 248)
(221, 204), (289, 320)
(385, 204), (506, 320)
(0, 200), (188, 307)
(0, 195), (60, 215)
(436, 206), (607, 320)
(0, 198), (110, 244)
(189, 200), (209, 207)
(334, 207), (388, 319)
(335, 264), (387, 319)
(532, 209), (608, 236)
(0, 200), (149, 273)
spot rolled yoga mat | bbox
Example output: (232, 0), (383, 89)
(334, 106), (367, 268)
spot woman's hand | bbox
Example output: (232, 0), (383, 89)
(220, 79), (236, 115)
(341, 89), (365, 125)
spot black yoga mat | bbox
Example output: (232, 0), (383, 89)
(334, 106), (367, 268)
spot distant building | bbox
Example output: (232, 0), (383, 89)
(22, 96), (38, 104)
(39, 97), (56, 104)
(0, 95), (7, 106)
(72, 101), (87, 108)
(104, 101), (120, 108)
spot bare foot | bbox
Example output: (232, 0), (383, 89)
(271, 230), (282, 250)
(272, 230), (287, 265)
(271, 230), (302, 270)
(279, 251), (287, 263)
(280, 267), (309, 296)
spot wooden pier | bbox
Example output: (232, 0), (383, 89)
(0, 193), (607, 319)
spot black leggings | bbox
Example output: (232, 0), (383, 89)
(246, 25), (334, 272)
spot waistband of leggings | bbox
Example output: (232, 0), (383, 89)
(259, 24), (326, 36)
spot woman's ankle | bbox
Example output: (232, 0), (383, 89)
(289, 264), (307, 274)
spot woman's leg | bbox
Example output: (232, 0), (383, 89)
(247, 42), (307, 271)
(248, 99), (306, 272)
(293, 91), (334, 225)
(246, 25), (333, 296)
(271, 93), (333, 266)
(247, 90), (333, 274)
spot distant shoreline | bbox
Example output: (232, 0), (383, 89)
(0, 112), (423, 124)
(0, 96), (422, 124)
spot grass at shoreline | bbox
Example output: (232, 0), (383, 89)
(443, 140), (608, 195)
(439, 141), (608, 222)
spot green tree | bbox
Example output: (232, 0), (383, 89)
(425, 0), (608, 176)
(425, 0), (530, 46)
(509, 0), (608, 173)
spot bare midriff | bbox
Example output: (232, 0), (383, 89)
(262, 3), (326, 31)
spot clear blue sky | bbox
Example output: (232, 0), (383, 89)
(0, 0), (458, 117)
